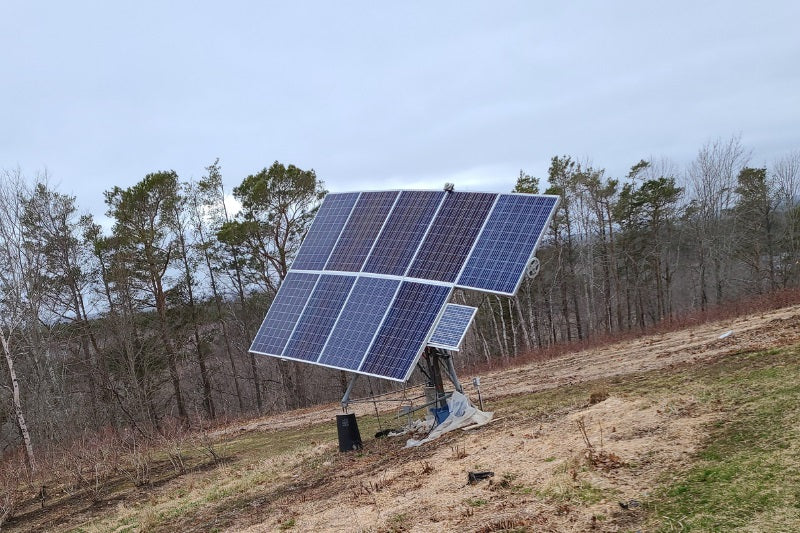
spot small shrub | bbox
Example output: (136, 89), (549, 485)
(451, 445), (468, 459)
(0, 458), (23, 527)
(467, 497), (488, 507)
(278, 517), (296, 530)
(588, 390), (609, 405)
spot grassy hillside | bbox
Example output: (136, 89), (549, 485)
(4, 307), (800, 532)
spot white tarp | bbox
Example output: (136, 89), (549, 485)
(405, 391), (493, 447)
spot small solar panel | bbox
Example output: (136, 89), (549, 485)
(428, 304), (477, 351)
(249, 189), (559, 382)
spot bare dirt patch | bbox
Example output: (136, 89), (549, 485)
(225, 392), (711, 532)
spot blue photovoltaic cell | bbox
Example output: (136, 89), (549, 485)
(282, 275), (356, 361)
(362, 190), (444, 276)
(360, 282), (451, 380)
(291, 192), (359, 271)
(249, 272), (319, 356)
(407, 191), (497, 282)
(317, 277), (400, 370)
(325, 191), (399, 272)
(428, 304), (477, 351)
(457, 195), (558, 294)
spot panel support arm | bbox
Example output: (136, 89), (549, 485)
(442, 351), (463, 394)
(341, 373), (359, 411)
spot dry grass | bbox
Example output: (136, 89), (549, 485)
(3, 303), (800, 532)
(472, 286), (800, 375)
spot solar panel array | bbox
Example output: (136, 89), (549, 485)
(250, 190), (558, 382)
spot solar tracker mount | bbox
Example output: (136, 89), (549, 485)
(249, 189), (559, 383)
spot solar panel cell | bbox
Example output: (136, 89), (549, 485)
(282, 275), (356, 361)
(360, 281), (451, 380)
(317, 277), (400, 370)
(325, 191), (399, 272)
(291, 192), (359, 271)
(457, 195), (557, 294)
(407, 191), (497, 282)
(428, 304), (477, 351)
(362, 190), (444, 276)
(249, 272), (319, 356)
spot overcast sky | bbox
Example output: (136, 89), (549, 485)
(2, 1), (798, 222)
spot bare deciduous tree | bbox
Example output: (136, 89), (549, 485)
(0, 170), (36, 472)
(685, 135), (751, 307)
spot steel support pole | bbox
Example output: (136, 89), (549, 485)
(340, 373), (359, 411)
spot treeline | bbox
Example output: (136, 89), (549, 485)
(0, 160), (333, 473)
(456, 136), (800, 364)
(2, 136), (799, 474)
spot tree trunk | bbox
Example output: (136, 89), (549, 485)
(149, 255), (189, 423)
(513, 294), (532, 351)
(219, 186), (264, 413)
(486, 297), (505, 357)
(497, 296), (510, 357)
(249, 351), (264, 413)
(560, 277), (571, 342)
(1, 335), (35, 473)
(175, 223), (216, 420)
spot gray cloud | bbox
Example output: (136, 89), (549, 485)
(1, 0), (798, 216)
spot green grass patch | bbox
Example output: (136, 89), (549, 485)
(646, 346), (800, 531)
(487, 346), (800, 530)
(537, 478), (609, 504)
(466, 497), (488, 507)
(278, 517), (296, 530)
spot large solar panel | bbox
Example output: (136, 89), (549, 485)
(317, 277), (400, 370)
(457, 195), (558, 295)
(325, 191), (399, 272)
(359, 281), (451, 380)
(250, 272), (319, 356)
(291, 192), (359, 271)
(428, 304), (477, 351)
(282, 275), (355, 362)
(406, 192), (497, 282)
(362, 190), (445, 276)
(249, 189), (559, 382)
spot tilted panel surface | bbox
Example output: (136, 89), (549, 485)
(252, 190), (557, 383)
(362, 190), (444, 276)
(317, 277), (400, 370)
(457, 194), (558, 294)
(428, 304), (477, 351)
(360, 281), (451, 380)
(249, 272), (319, 356)
(407, 191), (496, 282)
(281, 275), (356, 362)
(290, 192), (359, 271)
(325, 191), (399, 272)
